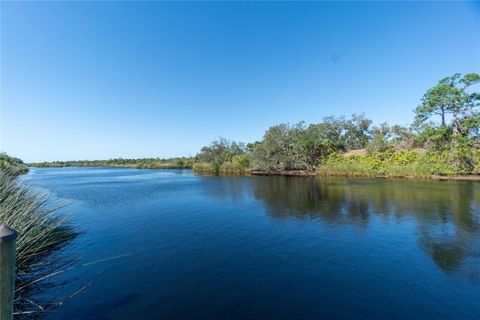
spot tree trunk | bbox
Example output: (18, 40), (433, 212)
(441, 106), (445, 126)
(453, 111), (460, 135)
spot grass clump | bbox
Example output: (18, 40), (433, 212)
(0, 169), (77, 317)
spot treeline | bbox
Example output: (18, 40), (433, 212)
(195, 73), (480, 177)
(31, 157), (193, 169)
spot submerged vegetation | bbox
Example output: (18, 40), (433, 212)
(196, 73), (480, 178)
(0, 155), (78, 317)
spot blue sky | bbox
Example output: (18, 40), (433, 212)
(1, 1), (479, 162)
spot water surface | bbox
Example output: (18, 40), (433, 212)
(27, 167), (480, 319)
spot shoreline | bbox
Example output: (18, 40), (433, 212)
(250, 170), (480, 181)
(29, 166), (480, 182)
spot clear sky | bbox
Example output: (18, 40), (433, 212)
(1, 1), (479, 162)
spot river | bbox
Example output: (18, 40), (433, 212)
(26, 167), (480, 319)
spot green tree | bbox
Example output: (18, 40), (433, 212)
(196, 137), (246, 171)
(251, 122), (307, 171)
(343, 113), (372, 149)
(390, 124), (416, 150)
(415, 73), (480, 135)
(414, 123), (452, 150)
(300, 124), (338, 169)
(415, 83), (451, 126)
(368, 122), (392, 153)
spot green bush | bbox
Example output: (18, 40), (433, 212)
(192, 154), (251, 174)
(473, 149), (480, 174)
(316, 148), (476, 178)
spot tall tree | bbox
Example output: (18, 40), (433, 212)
(415, 73), (480, 135)
(343, 113), (372, 149)
(415, 83), (451, 126)
(196, 137), (245, 170)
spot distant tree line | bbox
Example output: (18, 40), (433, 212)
(31, 157), (193, 169)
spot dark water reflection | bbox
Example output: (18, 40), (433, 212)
(27, 168), (480, 320)
(249, 177), (480, 281)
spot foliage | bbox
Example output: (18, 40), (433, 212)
(249, 115), (373, 171)
(247, 73), (479, 176)
(318, 144), (480, 177)
(474, 149), (480, 174)
(343, 113), (372, 149)
(195, 138), (246, 172)
(421, 135), (477, 175)
(415, 72), (480, 136)
(318, 150), (427, 177)
(193, 154), (251, 174)
(250, 122), (308, 171)
(0, 153), (28, 175)
(414, 123), (452, 150)
(368, 123), (392, 153)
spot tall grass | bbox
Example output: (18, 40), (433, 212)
(316, 162), (432, 178)
(0, 153), (28, 175)
(0, 170), (77, 317)
(193, 162), (250, 174)
(192, 162), (214, 172)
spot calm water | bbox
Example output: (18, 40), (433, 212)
(26, 167), (480, 319)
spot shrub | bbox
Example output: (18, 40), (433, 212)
(304, 150), (432, 177)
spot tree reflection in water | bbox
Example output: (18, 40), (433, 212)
(204, 175), (480, 282)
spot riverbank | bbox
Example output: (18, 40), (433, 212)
(250, 169), (480, 181)
(29, 164), (480, 181)
(250, 170), (315, 177)
(192, 162), (249, 174)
